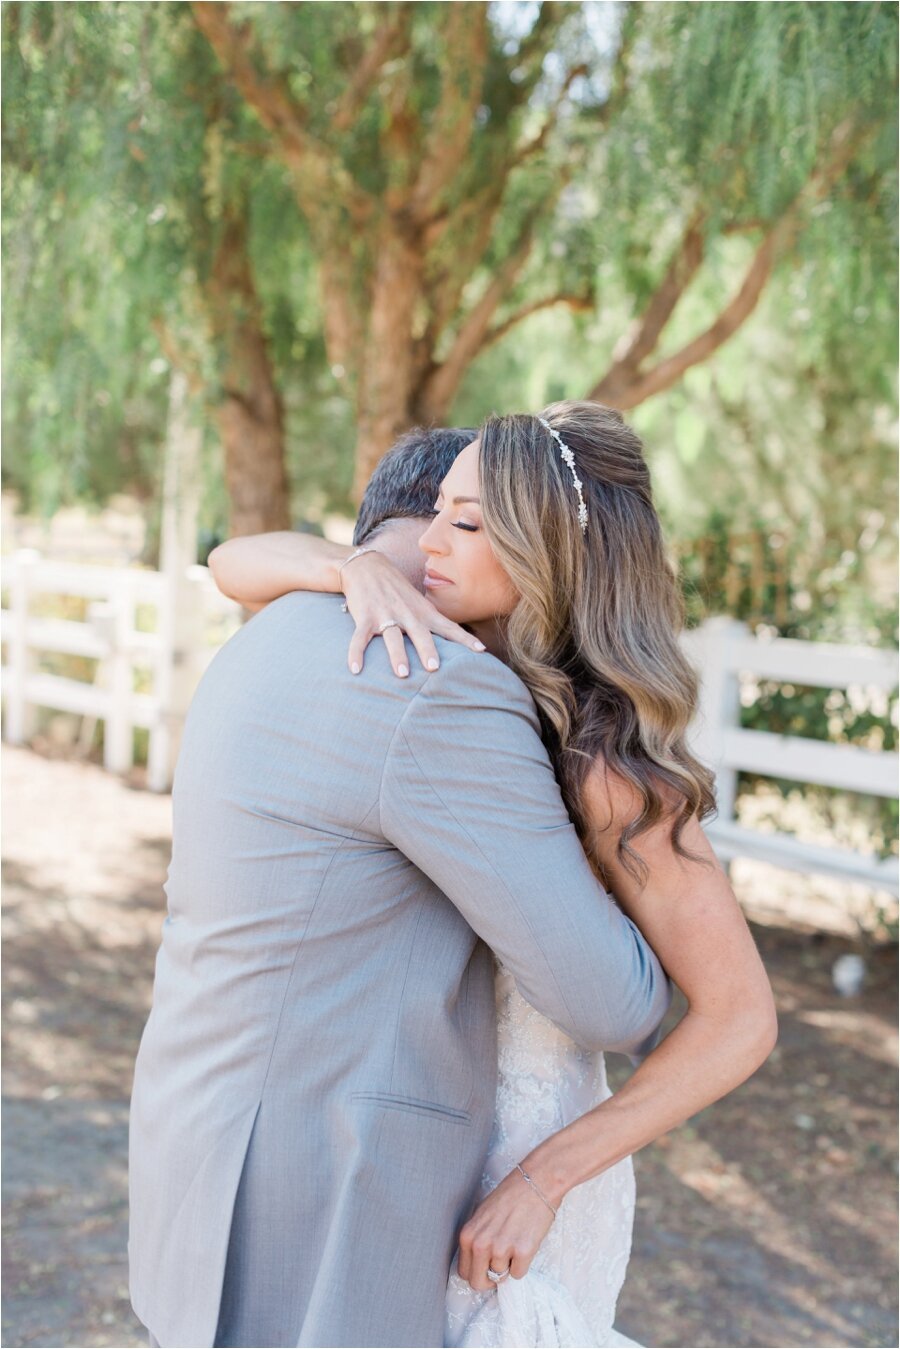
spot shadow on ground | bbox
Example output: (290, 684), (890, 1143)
(2, 746), (897, 1348)
(610, 923), (897, 1348)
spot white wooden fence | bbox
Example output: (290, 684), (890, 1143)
(1, 554), (897, 893)
(683, 615), (898, 894)
(1, 549), (241, 791)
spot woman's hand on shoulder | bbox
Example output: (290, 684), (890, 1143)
(342, 550), (485, 678)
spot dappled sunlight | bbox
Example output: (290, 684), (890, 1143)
(731, 850), (898, 941)
(660, 1135), (865, 1341)
(612, 912), (897, 1348)
(795, 1007), (898, 1065)
(4, 741), (898, 1348)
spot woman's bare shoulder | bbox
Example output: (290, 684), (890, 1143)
(582, 758), (647, 834)
(581, 757), (703, 848)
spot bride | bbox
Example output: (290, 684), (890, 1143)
(209, 401), (777, 1348)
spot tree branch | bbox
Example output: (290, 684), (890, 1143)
(588, 117), (868, 409)
(482, 290), (595, 351)
(409, 3), (490, 223)
(416, 178), (569, 419)
(415, 7), (583, 335)
(331, 4), (416, 133)
(589, 210), (706, 404)
(511, 2), (579, 84)
(595, 219), (788, 408)
(417, 176), (509, 349)
(511, 62), (589, 168)
(416, 228), (537, 421)
(316, 247), (366, 385)
(191, 4), (308, 153)
(190, 2), (373, 222)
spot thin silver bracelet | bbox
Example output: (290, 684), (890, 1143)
(337, 546), (377, 580)
(515, 1163), (558, 1218)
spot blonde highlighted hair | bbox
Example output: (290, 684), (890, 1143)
(478, 399), (717, 887)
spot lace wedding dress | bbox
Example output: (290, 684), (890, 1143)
(444, 959), (642, 1349)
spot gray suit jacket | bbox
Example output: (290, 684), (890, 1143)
(128, 592), (671, 1348)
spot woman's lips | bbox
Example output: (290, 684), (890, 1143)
(424, 569), (453, 588)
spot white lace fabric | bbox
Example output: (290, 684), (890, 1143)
(444, 961), (641, 1349)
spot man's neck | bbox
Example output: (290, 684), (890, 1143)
(366, 522), (428, 589)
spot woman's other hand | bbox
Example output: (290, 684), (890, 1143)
(342, 550), (485, 677)
(455, 1165), (557, 1292)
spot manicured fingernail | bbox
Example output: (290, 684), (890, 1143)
(473, 641), (486, 651)
(427, 658), (439, 671)
(351, 662), (360, 674)
(398, 664), (409, 677)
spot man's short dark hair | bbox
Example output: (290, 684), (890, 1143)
(353, 427), (477, 547)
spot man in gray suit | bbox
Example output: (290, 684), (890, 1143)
(128, 428), (672, 1349)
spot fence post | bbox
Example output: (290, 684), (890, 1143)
(104, 570), (135, 775)
(6, 548), (40, 744)
(147, 570), (203, 792)
(684, 615), (747, 826)
(146, 368), (203, 792)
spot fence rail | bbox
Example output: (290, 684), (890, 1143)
(1, 553), (897, 893)
(683, 615), (898, 894)
(1, 549), (241, 790)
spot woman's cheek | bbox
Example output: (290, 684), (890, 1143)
(485, 571), (519, 620)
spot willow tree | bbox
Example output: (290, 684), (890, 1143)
(581, 2), (897, 412)
(3, 1), (896, 533)
(2, 0), (300, 534)
(187, 0), (592, 499)
(190, 0), (896, 499)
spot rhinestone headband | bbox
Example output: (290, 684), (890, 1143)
(537, 417), (588, 533)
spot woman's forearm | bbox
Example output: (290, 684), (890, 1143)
(526, 779), (779, 1208)
(523, 1003), (777, 1206)
(207, 532), (352, 607)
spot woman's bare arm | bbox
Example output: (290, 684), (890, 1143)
(207, 532), (349, 610)
(530, 772), (777, 1182)
(207, 530), (486, 670)
(456, 768), (778, 1290)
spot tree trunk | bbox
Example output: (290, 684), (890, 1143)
(206, 208), (291, 536)
(352, 226), (424, 501)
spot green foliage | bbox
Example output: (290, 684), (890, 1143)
(3, 3), (191, 510)
(603, 2), (897, 223)
(2, 0), (897, 606)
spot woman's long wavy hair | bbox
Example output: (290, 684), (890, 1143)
(478, 400), (717, 888)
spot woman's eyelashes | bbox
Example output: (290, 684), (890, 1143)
(428, 505), (479, 532)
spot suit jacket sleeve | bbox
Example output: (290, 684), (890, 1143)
(379, 652), (672, 1058)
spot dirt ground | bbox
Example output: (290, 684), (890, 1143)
(2, 744), (897, 1349)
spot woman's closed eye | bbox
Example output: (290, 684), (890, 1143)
(428, 505), (479, 532)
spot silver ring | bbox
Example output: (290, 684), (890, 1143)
(377, 620), (400, 634)
(486, 1265), (510, 1283)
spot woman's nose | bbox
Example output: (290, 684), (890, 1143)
(418, 515), (445, 555)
